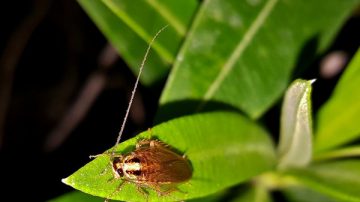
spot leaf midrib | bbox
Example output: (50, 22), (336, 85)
(145, 0), (187, 36)
(161, 0), (279, 106)
(102, 0), (174, 63)
(202, 0), (279, 102)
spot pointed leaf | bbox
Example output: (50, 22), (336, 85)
(315, 49), (360, 152)
(278, 79), (314, 169)
(63, 111), (275, 201)
(286, 160), (360, 202)
(77, 0), (198, 85)
(159, 0), (359, 119)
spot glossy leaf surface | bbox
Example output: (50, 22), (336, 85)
(63, 111), (275, 201)
(159, 0), (358, 119)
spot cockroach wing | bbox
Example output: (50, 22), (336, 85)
(153, 147), (192, 183)
(136, 145), (192, 184)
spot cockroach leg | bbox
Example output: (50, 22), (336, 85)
(136, 183), (150, 200)
(105, 180), (128, 202)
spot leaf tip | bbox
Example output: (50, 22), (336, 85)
(61, 177), (71, 186)
(309, 78), (317, 84)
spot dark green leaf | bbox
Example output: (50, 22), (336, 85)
(77, 0), (198, 85)
(278, 79), (314, 169)
(62, 111), (275, 201)
(159, 0), (359, 119)
(315, 49), (360, 152)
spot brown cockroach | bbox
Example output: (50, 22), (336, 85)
(92, 26), (192, 201)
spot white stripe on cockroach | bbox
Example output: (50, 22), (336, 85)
(90, 25), (192, 202)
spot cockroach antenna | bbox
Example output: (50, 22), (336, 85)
(85, 26), (190, 202)
(111, 25), (168, 155)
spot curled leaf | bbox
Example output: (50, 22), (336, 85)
(278, 79), (314, 169)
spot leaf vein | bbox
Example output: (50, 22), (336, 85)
(146, 0), (186, 36)
(202, 0), (278, 101)
(103, 0), (174, 63)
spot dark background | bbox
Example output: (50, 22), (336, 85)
(0, 1), (359, 201)
(1, 1), (160, 201)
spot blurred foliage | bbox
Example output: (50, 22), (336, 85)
(59, 0), (360, 201)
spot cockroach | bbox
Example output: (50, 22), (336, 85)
(111, 139), (192, 197)
(91, 26), (192, 201)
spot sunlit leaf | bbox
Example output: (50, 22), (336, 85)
(63, 111), (275, 201)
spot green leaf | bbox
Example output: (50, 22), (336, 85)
(286, 160), (360, 202)
(282, 186), (339, 202)
(187, 190), (227, 202)
(48, 191), (102, 202)
(62, 111), (275, 201)
(159, 0), (359, 119)
(315, 49), (360, 152)
(313, 145), (360, 162)
(278, 79), (314, 169)
(77, 0), (198, 85)
(189, 184), (273, 202)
